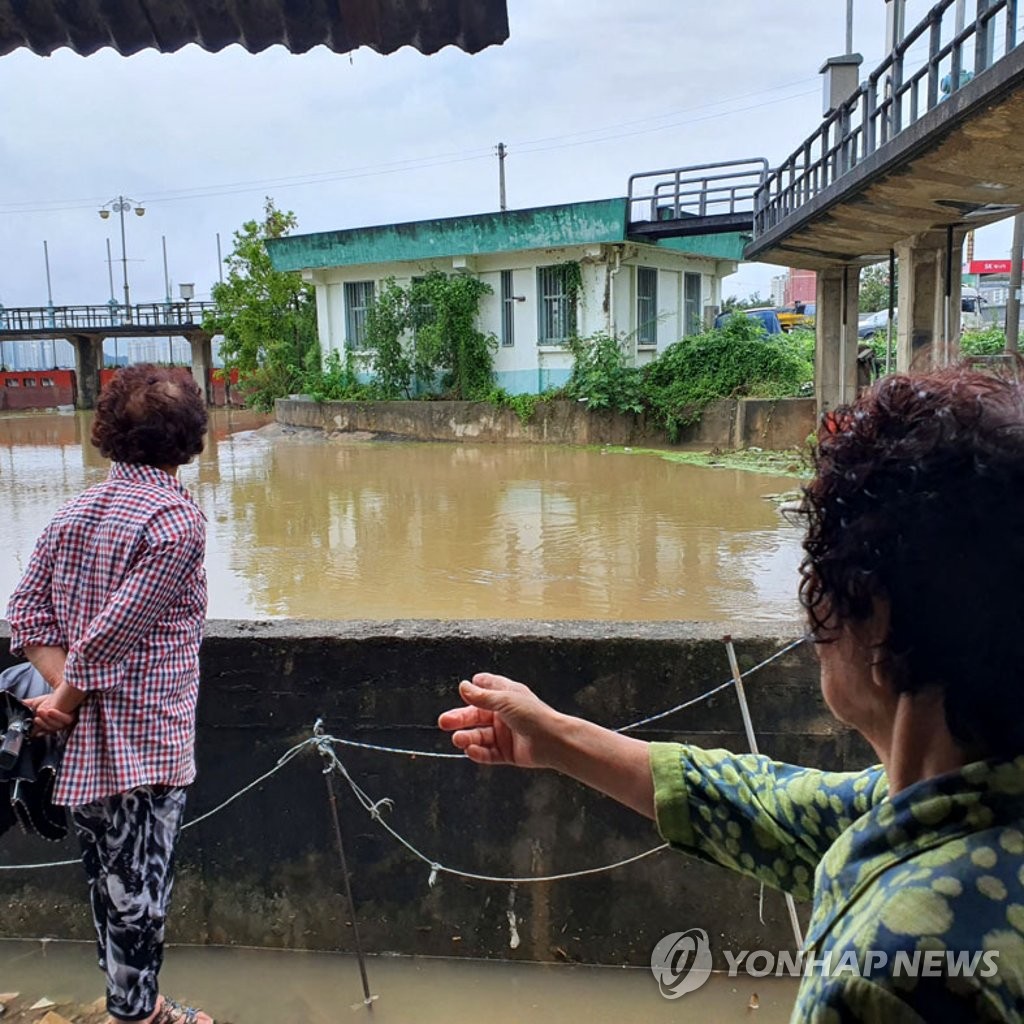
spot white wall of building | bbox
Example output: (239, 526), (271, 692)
(306, 243), (734, 395)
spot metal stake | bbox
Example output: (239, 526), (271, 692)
(724, 636), (805, 952)
(317, 722), (376, 1009)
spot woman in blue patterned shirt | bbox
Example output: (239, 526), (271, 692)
(440, 366), (1024, 1022)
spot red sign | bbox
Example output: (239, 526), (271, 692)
(966, 260), (1020, 275)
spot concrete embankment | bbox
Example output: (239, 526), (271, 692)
(275, 397), (816, 450)
(0, 620), (864, 968)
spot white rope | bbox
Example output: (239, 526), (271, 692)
(314, 733), (670, 885)
(327, 736), (465, 759)
(0, 635), (809, 873)
(0, 737), (319, 872)
(615, 634), (808, 733)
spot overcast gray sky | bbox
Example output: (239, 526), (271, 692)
(0, 0), (1014, 308)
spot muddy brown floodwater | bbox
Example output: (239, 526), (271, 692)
(1, 939), (799, 1023)
(0, 410), (805, 624)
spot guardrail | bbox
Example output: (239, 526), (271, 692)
(627, 159), (769, 227)
(754, 0), (1020, 238)
(0, 302), (218, 332)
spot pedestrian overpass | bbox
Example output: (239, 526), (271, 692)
(0, 302), (216, 408)
(628, 0), (1024, 413)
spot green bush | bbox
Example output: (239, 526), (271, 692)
(565, 332), (645, 415)
(960, 325), (1007, 357)
(483, 387), (545, 424)
(298, 349), (381, 403)
(642, 315), (813, 439)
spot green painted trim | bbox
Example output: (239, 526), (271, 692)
(656, 232), (748, 261)
(268, 196), (749, 272)
(267, 198), (631, 271)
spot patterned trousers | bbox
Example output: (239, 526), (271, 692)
(71, 786), (187, 1022)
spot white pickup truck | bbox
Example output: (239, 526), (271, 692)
(859, 287), (986, 338)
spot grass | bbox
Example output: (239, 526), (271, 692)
(601, 445), (813, 480)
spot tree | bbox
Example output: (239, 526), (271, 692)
(205, 198), (319, 410)
(361, 271), (496, 400)
(722, 291), (769, 312)
(859, 262), (895, 314)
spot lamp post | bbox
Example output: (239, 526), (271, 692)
(99, 196), (145, 322)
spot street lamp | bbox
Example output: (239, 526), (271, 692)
(99, 195), (145, 321)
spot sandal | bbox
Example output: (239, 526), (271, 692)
(151, 997), (215, 1024)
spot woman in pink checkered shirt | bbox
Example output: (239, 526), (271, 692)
(7, 365), (214, 1024)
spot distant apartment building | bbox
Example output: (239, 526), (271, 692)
(0, 338), (74, 371)
(267, 198), (746, 395)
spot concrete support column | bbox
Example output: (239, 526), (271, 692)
(814, 264), (860, 416)
(70, 333), (104, 410)
(188, 332), (214, 405)
(895, 229), (964, 371)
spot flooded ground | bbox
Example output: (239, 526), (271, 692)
(0, 410), (805, 624)
(1, 939), (798, 1023)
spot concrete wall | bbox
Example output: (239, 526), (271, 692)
(0, 370), (76, 410)
(276, 396), (817, 450)
(0, 621), (870, 967)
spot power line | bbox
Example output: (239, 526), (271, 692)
(0, 77), (825, 215)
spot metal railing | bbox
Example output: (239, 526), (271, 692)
(754, 0), (1020, 238)
(0, 301), (217, 333)
(627, 159), (769, 226)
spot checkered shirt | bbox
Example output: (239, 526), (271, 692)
(6, 461), (207, 806)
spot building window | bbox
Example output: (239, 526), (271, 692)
(500, 270), (515, 347)
(5, 379), (19, 388)
(344, 281), (375, 348)
(637, 267), (658, 346)
(23, 377), (37, 387)
(41, 377), (54, 387)
(684, 273), (703, 336)
(537, 265), (577, 344)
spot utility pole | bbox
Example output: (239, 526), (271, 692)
(106, 239), (116, 305)
(1006, 213), (1024, 352)
(216, 232), (224, 284)
(885, 0), (905, 53)
(43, 240), (54, 308)
(497, 142), (507, 212)
(846, 0), (854, 53)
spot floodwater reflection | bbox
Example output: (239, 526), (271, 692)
(0, 411), (805, 623)
(2, 939), (799, 1023)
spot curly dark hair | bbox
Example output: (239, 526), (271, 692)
(91, 364), (207, 467)
(800, 364), (1024, 756)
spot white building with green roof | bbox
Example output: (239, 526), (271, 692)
(267, 198), (746, 395)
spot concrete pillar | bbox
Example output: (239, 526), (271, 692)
(188, 332), (214, 405)
(895, 229), (964, 372)
(814, 264), (860, 416)
(70, 333), (104, 410)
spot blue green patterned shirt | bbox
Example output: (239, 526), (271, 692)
(651, 744), (1024, 1022)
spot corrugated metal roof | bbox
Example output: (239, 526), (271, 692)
(0, 0), (509, 57)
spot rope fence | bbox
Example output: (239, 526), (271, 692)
(0, 634), (809, 881)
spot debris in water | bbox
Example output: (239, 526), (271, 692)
(507, 886), (521, 950)
(29, 999), (55, 1010)
(507, 909), (520, 950)
(748, 992), (760, 1011)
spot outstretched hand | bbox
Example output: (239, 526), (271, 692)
(437, 673), (564, 769)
